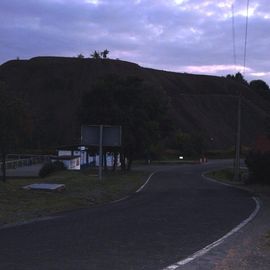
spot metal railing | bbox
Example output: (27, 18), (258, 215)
(0, 155), (50, 170)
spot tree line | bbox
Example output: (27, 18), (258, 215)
(77, 49), (110, 59)
(226, 72), (270, 94)
(1, 71), (270, 181)
(79, 75), (171, 170)
(0, 82), (32, 182)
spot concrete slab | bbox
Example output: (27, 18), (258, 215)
(23, 183), (65, 191)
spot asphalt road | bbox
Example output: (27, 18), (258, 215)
(0, 160), (256, 270)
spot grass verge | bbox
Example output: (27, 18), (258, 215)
(0, 168), (148, 226)
(205, 168), (235, 182)
(206, 168), (270, 195)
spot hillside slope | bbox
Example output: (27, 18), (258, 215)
(0, 57), (269, 150)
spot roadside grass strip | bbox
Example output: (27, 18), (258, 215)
(0, 168), (148, 226)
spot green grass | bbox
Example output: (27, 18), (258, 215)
(150, 160), (197, 165)
(134, 157), (198, 165)
(206, 168), (235, 182)
(205, 168), (248, 183)
(0, 168), (148, 225)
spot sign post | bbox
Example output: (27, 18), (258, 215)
(98, 125), (103, 181)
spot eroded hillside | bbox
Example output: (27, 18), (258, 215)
(0, 57), (269, 150)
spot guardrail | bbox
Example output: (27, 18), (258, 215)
(0, 155), (50, 170)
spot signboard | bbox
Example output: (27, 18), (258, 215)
(81, 125), (122, 180)
(81, 125), (100, 146)
(81, 125), (122, 147)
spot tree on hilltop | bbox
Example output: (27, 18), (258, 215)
(250, 79), (270, 100)
(90, 50), (101, 59)
(101, 49), (109, 59)
(226, 72), (248, 85)
(91, 49), (110, 59)
(250, 79), (269, 92)
(77, 53), (85, 58)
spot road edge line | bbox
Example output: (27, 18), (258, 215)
(1, 171), (158, 229)
(110, 170), (158, 204)
(136, 171), (157, 193)
(163, 172), (261, 270)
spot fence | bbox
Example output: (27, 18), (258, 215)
(0, 155), (50, 170)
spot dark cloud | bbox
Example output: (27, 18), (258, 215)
(0, 0), (269, 84)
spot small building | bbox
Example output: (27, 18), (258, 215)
(58, 146), (88, 166)
(92, 153), (121, 167)
(51, 155), (81, 170)
(55, 145), (120, 170)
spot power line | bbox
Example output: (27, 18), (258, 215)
(232, 0), (250, 182)
(243, 0), (250, 75)
(231, 3), (237, 69)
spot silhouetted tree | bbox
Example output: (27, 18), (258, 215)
(91, 50), (101, 59)
(0, 83), (32, 182)
(250, 79), (270, 101)
(77, 53), (84, 58)
(226, 72), (248, 85)
(172, 131), (204, 157)
(250, 79), (269, 92)
(101, 49), (109, 59)
(79, 75), (170, 170)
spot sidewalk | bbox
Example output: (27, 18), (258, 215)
(0, 163), (43, 178)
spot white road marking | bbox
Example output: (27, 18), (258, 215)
(111, 196), (130, 204)
(136, 171), (157, 193)
(202, 170), (243, 188)
(163, 171), (261, 270)
(1, 171), (158, 229)
(0, 216), (57, 230)
(110, 170), (158, 204)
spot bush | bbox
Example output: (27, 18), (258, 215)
(39, 161), (66, 178)
(52, 160), (66, 170)
(245, 151), (270, 184)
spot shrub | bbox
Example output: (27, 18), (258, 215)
(52, 160), (66, 171)
(39, 162), (53, 178)
(39, 161), (66, 178)
(245, 151), (270, 184)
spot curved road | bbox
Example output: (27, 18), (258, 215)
(0, 160), (256, 270)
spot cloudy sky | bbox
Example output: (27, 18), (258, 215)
(0, 0), (269, 84)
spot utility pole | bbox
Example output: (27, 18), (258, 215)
(233, 93), (241, 181)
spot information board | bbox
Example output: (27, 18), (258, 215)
(81, 125), (122, 146)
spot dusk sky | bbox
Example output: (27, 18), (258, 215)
(1, 0), (269, 84)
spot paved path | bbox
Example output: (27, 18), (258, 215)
(0, 163), (43, 178)
(0, 160), (256, 270)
